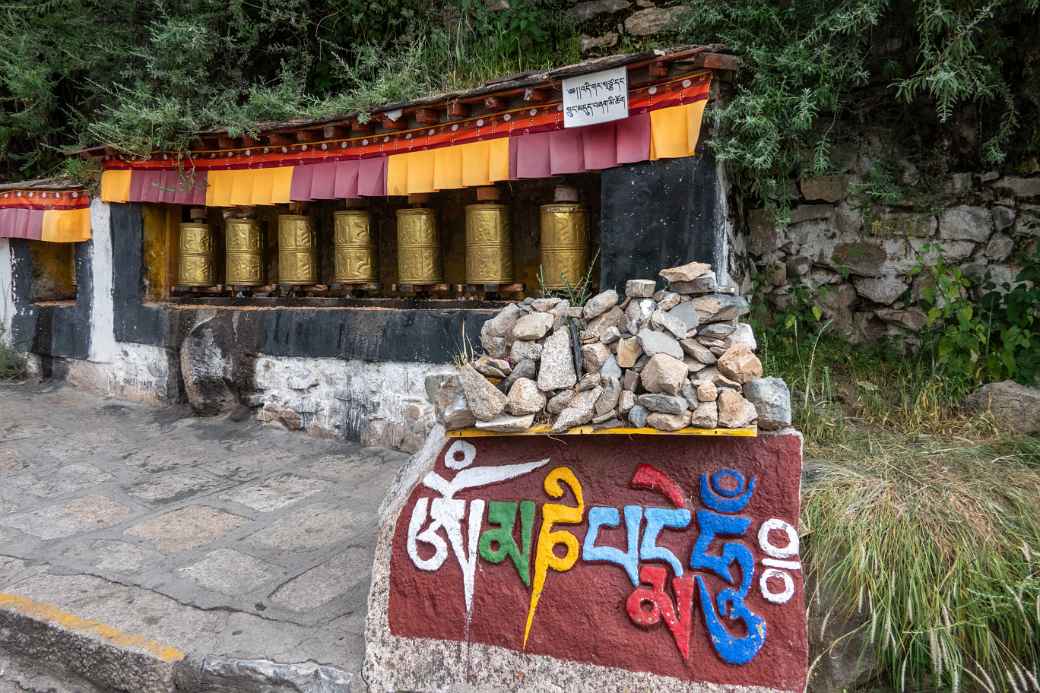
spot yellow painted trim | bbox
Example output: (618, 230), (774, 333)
(448, 425), (758, 438)
(0, 593), (186, 663)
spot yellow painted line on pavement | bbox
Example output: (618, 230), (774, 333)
(0, 592), (186, 663)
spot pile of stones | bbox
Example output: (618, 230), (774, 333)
(431, 261), (792, 434)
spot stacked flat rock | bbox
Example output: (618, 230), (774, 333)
(431, 261), (793, 434)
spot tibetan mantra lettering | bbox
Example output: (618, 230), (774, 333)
(388, 433), (807, 691)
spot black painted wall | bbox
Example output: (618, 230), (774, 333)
(598, 154), (726, 293)
(9, 239), (91, 359)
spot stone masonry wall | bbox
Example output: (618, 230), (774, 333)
(739, 170), (1040, 344)
(565, 0), (686, 54)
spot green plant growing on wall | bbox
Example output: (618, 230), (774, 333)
(0, 326), (26, 380)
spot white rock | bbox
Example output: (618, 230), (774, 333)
(510, 339), (543, 363)
(689, 401), (719, 428)
(507, 378), (547, 416)
(743, 377), (791, 431)
(537, 329), (577, 391)
(651, 309), (688, 339)
(513, 312), (554, 341)
(476, 413), (535, 432)
(458, 363), (509, 421)
(583, 289), (619, 319)
(637, 328), (683, 360)
(646, 411), (690, 431)
(552, 387), (602, 432)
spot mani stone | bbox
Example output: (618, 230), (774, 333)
(625, 279), (656, 298)
(717, 389), (758, 428)
(660, 260), (712, 283)
(689, 401), (719, 428)
(637, 394), (688, 415)
(691, 294), (751, 323)
(507, 378), (547, 416)
(581, 342), (612, 372)
(583, 289), (619, 319)
(475, 413), (535, 433)
(473, 355), (511, 378)
(546, 389), (575, 414)
(552, 386), (602, 432)
(640, 354), (688, 395)
(458, 363), (509, 421)
(510, 339), (543, 364)
(595, 377), (622, 416)
(627, 404), (649, 427)
(647, 411), (691, 432)
(651, 309), (688, 339)
(513, 311), (554, 341)
(666, 301), (700, 333)
(743, 377), (792, 431)
(637, 328), (683, 360)
(681, 338), (716, 365)
(717, 344), (763, 384)
(537, 329), (577, 391)
(616, 336), (643, 368)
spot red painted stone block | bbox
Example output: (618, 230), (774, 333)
(387, 433), (807, 691)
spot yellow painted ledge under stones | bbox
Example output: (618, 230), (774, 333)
(448, 425), (758, 438)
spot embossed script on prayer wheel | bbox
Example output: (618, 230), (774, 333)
(465, 204), (513, 283)
(225, 218), (264, 287)
(333, 210), (377, 284)
(177, 222), (215, 287)
(540, 203), (588, 289)
(396, 208), (442, 283)
(277, 214), (317, 285)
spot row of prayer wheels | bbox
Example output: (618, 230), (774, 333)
(175, 187), (589, 290)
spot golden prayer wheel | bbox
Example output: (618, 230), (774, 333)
(465, 203), (513, 283)
(277, 214), (317, 285)
(333, 210), (377, 284)
(396, 208), (442, 283)
(176, 222), (216, 287)
(225, 218), (264, 287)
(540, 203), (589, 289)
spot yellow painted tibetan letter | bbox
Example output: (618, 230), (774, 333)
(522, 466), (584, 648)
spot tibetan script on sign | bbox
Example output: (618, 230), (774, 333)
(562, 66), (629, 128)
(387, 434), (808, 692)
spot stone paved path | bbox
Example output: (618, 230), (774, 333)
(0, 381), (408, 691)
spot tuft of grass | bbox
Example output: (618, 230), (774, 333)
(0, 326), (26, 381)
(757, 318), (1040, 691)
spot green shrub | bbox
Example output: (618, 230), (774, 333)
(0, 326), (26, 380)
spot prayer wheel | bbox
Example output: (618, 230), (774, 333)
(333, 210), (377, 284)
(224, 218), (264, 287)
(465, 203), (513, 283)
(396, 208), (442, 284)
(176, 222), (215, 287)
(539, 203), (589, 289)
(277, 214), (317, 285)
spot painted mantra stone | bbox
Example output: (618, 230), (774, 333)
(365, 430), (808, 692)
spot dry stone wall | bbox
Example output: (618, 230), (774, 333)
(739, 170), (1040, 344)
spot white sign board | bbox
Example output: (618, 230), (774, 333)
(562, 66), (629, 128)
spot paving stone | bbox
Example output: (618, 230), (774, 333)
(126, 470), (225, 503)
(179, 548), (281, 595)
(247, 504), (362, 550)
(125, 505), (248, 553)
(88, 540), (164, 574)
(218, 473), (329, 512)
(0, 496), (132, 540)
(269, 547), (370, 611)
(25, 463), (113, 497)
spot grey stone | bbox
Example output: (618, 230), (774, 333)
(801, 174), (849, 202)
(571, 0), (630, 21)
(126, 471), (223, 503)
(627, 404), (649, 427)
(699, 366), (743, 390)
(680, 338), (716, 364)
(480, 304), (522, 356)
(1014, 205), (1040, 237)
(458, 363), (508, 421)
(248, 504), (360, 550)
(475, 413), (536, 433)
(964, 380), (1040, 434)
(440, 392), (475, 430)
(125, 505), (246, 553)
(656, 292), (681, 311)
(637, 328), (683, 360)
(591, 410), (617, 424)
(546, 389), (575, 414)
(697, 322), (736, 340)
(650, 309), (688, 339)
(473, 355), (511, 378)
(616, 336), (643, 368)
(869, 210), (936, 238)
(512, 311), (554, 341)
(585, 305), (624, 340)
(583, 289), (619, 319)
(680, 381), (698, 409)
(666, 301), (700, 333)
(1, 496), (132, 541)
(787, 255), (812, 278)
(743, 378), (792, 431)
(748, 208), (781, 255)
(689, 401), (719, 428)
(690, 294), (750, 323)
(509, 339), (543, 364)
(985, 233), (1015, 260)
(625, 298), (655, 333)
(829, 242), (887, 276)
(790, 204), (834, 224)
(939, 205), (993, 242)
(581, 342), (612, 372)
(876, 307), (927, 331)
(624, 6), (684, 36)
(219, 473), (328, 512)
(537, 329), (577, 392)
(646, 411), (690, 431)
(625, 279), (656, 298)
(577, 372), (600, 391)
(993, 176), (1040, 198)
(622, 369), (640, 392)
(669, 274), (718, 294)
(180, 658), (353, 693)
(531, 297), (561, 312)
(619, 390), (635, 415)
(270, 548), (368, 611)
(992, 205), (1016, 231)
(507, 378), (546, 416)
(481, 335), (507, 359)
(853, 275), (909, 305)
(581, 31), (619, 53)
(601, 326), (622, 344)
(660, 260), (712, 283)
(179, 549), (279, 595)
(600, 354), (622, 380)
(551, 387), (602, 432)
(729, 323), (757, 351)
(640, 354), (689, 395)
(637, 394), (687, 415)
(717, 389), (758, 428)
(180, 319), (237, 416)
(595, 377), (622, 416)
(500, 357), (537, 393)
